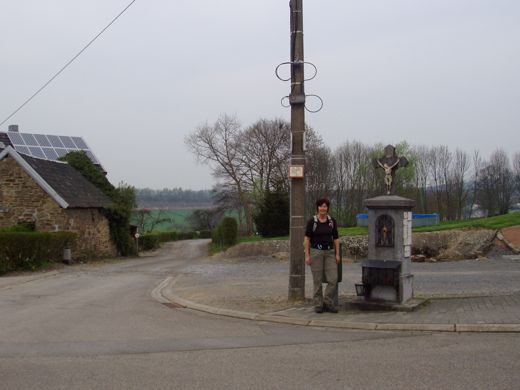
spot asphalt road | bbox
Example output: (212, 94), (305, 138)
(1, 240), (519, 389)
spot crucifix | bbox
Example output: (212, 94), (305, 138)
(373, 145), (408, 195)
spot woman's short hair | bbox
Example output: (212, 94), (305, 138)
(315, 197), (330, 210)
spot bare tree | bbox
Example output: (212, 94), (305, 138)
(468, 150), (482, 218)
(429, 145), (452, 220)
(185, 115), (254, 234)
(513, 152), (520, 194)
(238, 118), (290, 193)
(305, 129), (333, 218)
(450, 149), (470, 219)
(331, 141), (374, 225)
(477, 149), (514, 216)
(410, 145), (432, 213)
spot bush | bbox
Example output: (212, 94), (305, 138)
(212, 217), (238, 247)
(0, 232), (77, 275)
(254, 191), (289, 237)
(138, 233), (161, 251)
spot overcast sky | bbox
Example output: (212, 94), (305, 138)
(1, 0), (519, 190)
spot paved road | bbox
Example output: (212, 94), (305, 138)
(1, 240), (519, 389)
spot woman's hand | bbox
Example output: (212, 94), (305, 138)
(335, 254), (341, 264)
(305, 255), (311, 265)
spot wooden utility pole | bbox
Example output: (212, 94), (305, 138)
(288, 0), (306, 301)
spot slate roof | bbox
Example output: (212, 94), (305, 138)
(7, 150), (111, 209)
(0, 132), (11, 149)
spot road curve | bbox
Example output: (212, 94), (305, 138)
(1, 240), (519, 389)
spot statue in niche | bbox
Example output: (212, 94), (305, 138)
(376, 214), (394, 247)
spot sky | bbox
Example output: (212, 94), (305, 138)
(1, 0), (519, 190)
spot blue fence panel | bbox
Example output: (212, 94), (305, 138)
(356, 213), (439, 227)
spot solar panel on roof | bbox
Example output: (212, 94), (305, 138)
(71, 136), (88, 149)
(28, 146), (45, 159)
(47, 135), (64, 148)
(42, 147), (59, 160)
(15, 145), (30, 155)
(8, 132), (24, 145)
(59, 136), (76, 149)
(6, 132), (101, 167)
(55, 148), (68, 157)
(21, 133), (38, 146)
(34, 134), (51, 147)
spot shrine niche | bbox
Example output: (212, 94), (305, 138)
(376, 214), (394, 247)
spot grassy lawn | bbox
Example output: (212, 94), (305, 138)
(338, 226), (369, 236)
(412, 212), (520, 232)
(338, 212), (520, 236)
(261, 213), (520, 239)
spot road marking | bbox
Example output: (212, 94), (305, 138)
(151, 275), (180, 304)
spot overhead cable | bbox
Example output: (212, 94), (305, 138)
(0, 0), (138, 127)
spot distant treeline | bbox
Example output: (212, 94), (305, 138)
(135, 188), (213, 209)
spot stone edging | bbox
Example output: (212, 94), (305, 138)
(496, 231), (520, 254)
(153, 276), (520, 334)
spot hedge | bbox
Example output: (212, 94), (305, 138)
(0, 232), (77, 275)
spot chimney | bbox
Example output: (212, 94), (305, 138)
(8, 124), (19, 132)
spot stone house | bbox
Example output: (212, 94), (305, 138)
(0, 146), (117, 259)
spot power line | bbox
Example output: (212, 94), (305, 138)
(0, 0), (138, 128)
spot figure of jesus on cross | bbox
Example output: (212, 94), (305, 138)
(373, 145), (409, 195)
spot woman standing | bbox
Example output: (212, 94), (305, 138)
(304, 198), (340, 313)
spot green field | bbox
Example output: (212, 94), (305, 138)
(245, 213), (520, 239)
(412, 212), (520, 232)
(338, 212), (520, 237)
(131, 209), (195, 232)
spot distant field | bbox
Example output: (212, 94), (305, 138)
(131, 208), (240, 232)
(131, 209), (195, 232)
(133, 209), (520, 235)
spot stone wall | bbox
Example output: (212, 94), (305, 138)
(0, 155), (116, 259)
(65, 209), (117, 259)
(0, 155), (63, 229)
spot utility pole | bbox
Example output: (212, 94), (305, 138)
(288, 0), (306, 301)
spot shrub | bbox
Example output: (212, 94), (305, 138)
(254, 191), (290, 237)
(138, 233), (161, 251)
(0, 232), (77, 275)
(212, 217), (238, 247)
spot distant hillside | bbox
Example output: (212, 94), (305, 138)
(135, 188), (213, 209)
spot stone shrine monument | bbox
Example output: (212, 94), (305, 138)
(358, 145), (416, 305)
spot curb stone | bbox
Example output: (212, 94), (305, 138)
(455, 324), (520, 333)
(154, 277), (520, 334)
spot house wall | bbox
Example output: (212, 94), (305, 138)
(64, 208), (117, 259)
(0, 155), (116, 259)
